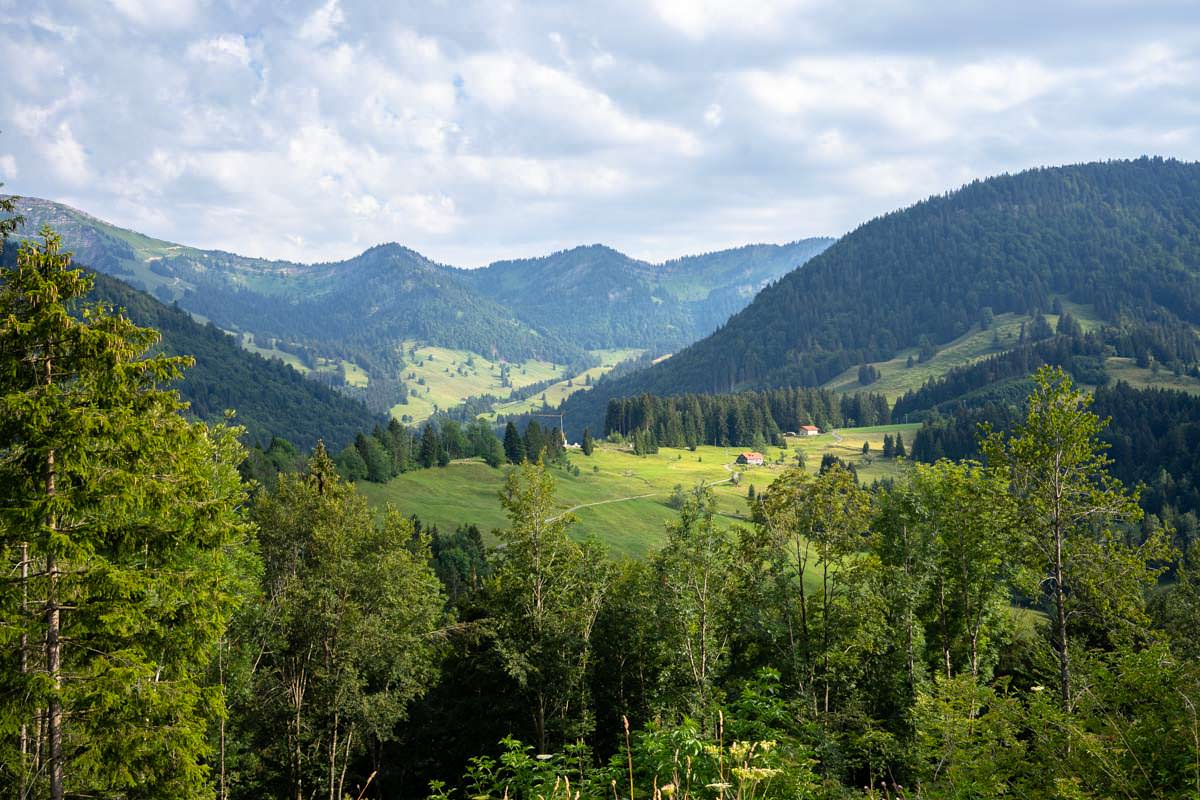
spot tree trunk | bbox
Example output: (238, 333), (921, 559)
(328, 713), (338, 800)
(19, 540), (29, 799)
(937, 578), (952, 679)
(46, 436), (64, 800)
(1053, 528), (1071, 712)
(535, 692), (547, 755)
(219, 642), (227, 800)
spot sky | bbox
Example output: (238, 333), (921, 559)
(1, 1), (1198, 267)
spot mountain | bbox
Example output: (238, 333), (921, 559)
(6, 197), (830, 422)
(464, 240), (832, 351)
(7, 198), (583, 369)
(0, 239), (383, 451)
(561, 157), (1200, 437)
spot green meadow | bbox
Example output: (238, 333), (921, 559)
(357, 424), (920, 558)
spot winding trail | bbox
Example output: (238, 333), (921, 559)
(547, 466), (737, 522)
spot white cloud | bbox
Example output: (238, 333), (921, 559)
(46, 123), (90, 185)
(298, 0), (345, 46)
(0, 154), (17, 180)
(108, 0), (197, 28)
(187, 35), (253, 68)
(460, 52), (702, 157)
(31, 15), (78, 42)
(704, 103), (723, 128)
(649, 0), (808, 40)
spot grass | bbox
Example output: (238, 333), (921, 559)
(390, 343), (566, 423)
(357, 424), (921, 558)
(1103, 357), (1200, 395)
(488, 348), (644, 419)
(822, 303), (1105, 402)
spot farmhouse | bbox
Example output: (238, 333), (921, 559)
(736, 451), (765, 466)
(799, 425), (821, 436)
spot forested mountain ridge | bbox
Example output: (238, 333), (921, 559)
(560, 157), (1200, 436)
(5, 197), (829, 419)
(0, 239), (383, 451)
(464, 239), (831, 350)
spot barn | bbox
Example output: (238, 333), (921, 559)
(736, 451), (765, 466)
(799, 425), (821, 436)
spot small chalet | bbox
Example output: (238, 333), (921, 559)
(736, 451), (765, 466)
(799, 425), (821, 436)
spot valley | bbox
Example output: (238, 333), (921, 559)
(358, 424), (918, 557)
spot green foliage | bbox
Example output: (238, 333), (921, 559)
(82, 269), (382, 451)
(982, 366), (1168, 709)
(230, 446), (446, 799)
(504, 421), (527, 464)
(489, 461), (614, 751)
(655, 487), (738, 719)
(0, 229), (254, 799)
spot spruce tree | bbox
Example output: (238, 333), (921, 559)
(503, 421), (526, 464)
(524, 420), (548, 462)
(419, 422), (442, 468)
(581, 427), (594, 456)
(0, 229), (253, 799)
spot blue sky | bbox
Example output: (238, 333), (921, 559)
(2, 0), (1198, 266)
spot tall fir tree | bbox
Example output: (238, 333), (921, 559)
(503, 421), (526, 464)
(0, 229), (254, 799)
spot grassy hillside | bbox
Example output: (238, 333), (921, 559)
(488, 348), (643, 419)
(357, 424), (919, 558)
(822, 303), (1105, 402)
(392, 343), (565, 423)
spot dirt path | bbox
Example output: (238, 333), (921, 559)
(547, 468), (736, 522)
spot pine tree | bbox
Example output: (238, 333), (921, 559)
(0, 229), (253, 799)
(581, 427), (594, 456)
(895, 432), (907, 458)
(504, 421), (526, 464)
(524, 420), (548, 461)
(419, 422), (443, 468)
(883, 434), (895, 458)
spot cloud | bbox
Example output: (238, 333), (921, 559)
(108, 0), (197, 28)
(704, 103), (723, 128)
(298, 0), (346, 46)
(649, 0), (808, 40)
(187, 35), (253, 68)
(0, 1), (1197, 266)
(46, 123), (90, 185)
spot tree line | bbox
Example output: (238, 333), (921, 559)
(604, 388), (892, 449)
(241, 416), (575, 488)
